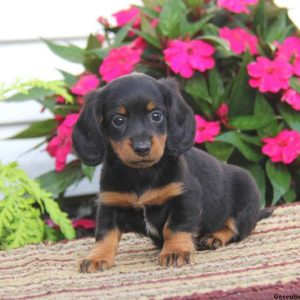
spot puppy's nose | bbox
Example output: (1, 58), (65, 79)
(133, 140), (151, 157)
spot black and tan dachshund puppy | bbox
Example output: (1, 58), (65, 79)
(72, 73), (272, 273)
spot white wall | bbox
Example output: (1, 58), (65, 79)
(0, 0), (140, 196)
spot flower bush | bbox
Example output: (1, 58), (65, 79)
(4, 0), (300, 207)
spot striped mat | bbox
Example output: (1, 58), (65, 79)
(1, 203), (300, 300)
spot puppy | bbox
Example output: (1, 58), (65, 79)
(72, 73), (272, 273)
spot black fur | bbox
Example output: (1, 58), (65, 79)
(73, 73), (272, 267)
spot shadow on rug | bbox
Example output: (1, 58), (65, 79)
(1, 203), (300, 299)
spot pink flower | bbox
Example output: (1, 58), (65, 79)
(131, 37), (147, 52)
(96, 34), (105, 44)
(262, 130), (300, 164)
(219, 27), (258, 55)
(164, 40), (215, 78)
(71, 74), (100, 96)
(194, 115), (221, 144)
(217, 0), (258, 14)
(97, 16), (110, 27)
(276, 37), (300, 76)
(46, 114), (79, 172)
(113, 6), (141, 28)
(247, 57), (293, 93)
(55, 96), (65, 104)
(216, 103), (229, 124)
(72, 218), (96, 230)
(99, 45), (142, 82)
(281, 88), (300, 111)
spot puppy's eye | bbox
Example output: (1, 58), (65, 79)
(112, 115), (126, 127)
(150, 111), (163, 123)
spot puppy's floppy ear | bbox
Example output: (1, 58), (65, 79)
(72, 90), (106, 166)
(159, 78), (195, 156)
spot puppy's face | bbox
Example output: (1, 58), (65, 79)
(105, 94), (167, 168)
(72, 74), (195, 168)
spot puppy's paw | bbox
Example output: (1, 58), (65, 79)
(159, 250), (191, 268)
(197, 235), (223, 250)
(79, 258), (114, 273)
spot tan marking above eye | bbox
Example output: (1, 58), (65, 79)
(117, 105), (127, 115)
(146, 101), (156, 111)
(99, 182), (184, 208)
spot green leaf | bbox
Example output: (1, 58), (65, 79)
(86, 34), (101, 50)
(244, 163), (266, 206)
(289, 77), (300, 94)
(90, 48), (110, 59)
(142, 0), (165, 8)
(205, 142), (234, 162)
(216, 131), (262, 162)
(266, 11), (293, 44)
(283, 187), (296, 203)
(37, 162), (84, 197)
(228, 51), (254, 116)
(184, 74), (211, 103)
(43, 38), (85, 63)
(133, 29), (161, 48)
(239, 134), (262, 146)
(9, 119), (57, 139)
(137, 5), (160, 19)
(229, 115), (274, 130)
(266, 160), (291, 204)
(254, 92), (279, 136)
(112, 21), (134, 47)
(197, 35), (230, 52)
(208, 67), (224, 107)
(278, 103), (300, 132)
(81, 164), (96, 182)
(254, 0), (267, 40)
(159, 0), (187, 38)
(5, 87), (53, 102)
(58, 70), (78, 87)
(181, 14), (214, 37)
(184, 0), (203, 8)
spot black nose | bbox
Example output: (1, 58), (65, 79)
(133, 140), (151, 157)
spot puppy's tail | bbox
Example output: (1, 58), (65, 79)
(258, 207), (274, 221)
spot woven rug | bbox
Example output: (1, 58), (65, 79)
(1, 203), (300, 300)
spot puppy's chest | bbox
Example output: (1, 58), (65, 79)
(99, 182), (183, 208)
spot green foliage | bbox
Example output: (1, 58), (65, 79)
(37, 162), (84, 198)
(9, 119), (57, 139)
(0, 79), (73, 103)
(266, 160), (292, 205)
(0, 162), (75, 250)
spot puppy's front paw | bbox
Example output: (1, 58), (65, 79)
(79, 258), (114, 273)
(197, 234), (223, 250)
(159, 250), (191, 268)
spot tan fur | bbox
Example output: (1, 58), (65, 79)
(79, 229), (121, 273)
(146, 101), (156, 111)
(205, 217), (238, 247)
(117, 105), (127, 115)
(159, 224), (194, 267)
(212, 217), (238, 244)
(100, 182), (183, 208)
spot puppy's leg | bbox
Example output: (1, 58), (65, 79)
(158, 198), (200, 268)
(159, 224), (194, 267)
(197, 218), (238, 250)
(79, 229), (122, 273)
(79, 205), (122, 273)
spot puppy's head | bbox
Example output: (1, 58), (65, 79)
(72, 74), (195, 168)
